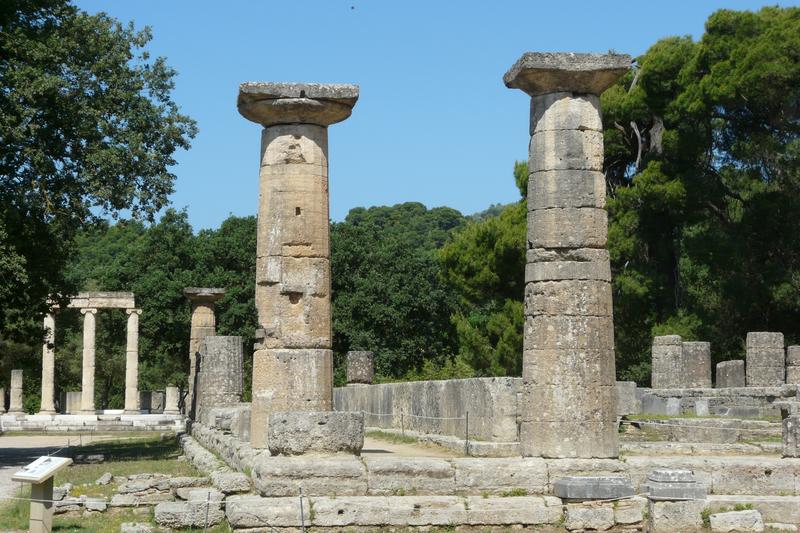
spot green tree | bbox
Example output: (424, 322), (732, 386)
(603, 6), (800, 382)
(440, 163), (527, 376)
(331, 202), (465, 380)
(0, 0), (196, 335)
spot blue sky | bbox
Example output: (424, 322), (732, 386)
(76, 0), (794, 230)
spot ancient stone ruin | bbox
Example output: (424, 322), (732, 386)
(505, 51), (630, 458)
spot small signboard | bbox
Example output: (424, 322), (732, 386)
(12, 456), (72, 484)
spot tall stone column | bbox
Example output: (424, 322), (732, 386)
(505, 52), (630, 458)
(8, 369), (24, 415)
(124, 309), (142, 413)
(237, 82), (358, 448)
(183, 288), (225, 413)
(80, 308), (98, 413)
(38, 311), (57, 414)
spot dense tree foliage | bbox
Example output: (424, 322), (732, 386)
(0, 0), (196, 335)
(331, 203), (465, 380)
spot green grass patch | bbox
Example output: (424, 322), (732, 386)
(365, 429), (420, 445)
(499, 488), (528, 497)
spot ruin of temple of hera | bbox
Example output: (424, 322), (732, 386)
(505, 52), (631, 458)
(36, 292), (141, 414)
(183, 287), (225, 411)
(237, 82), (358, 448)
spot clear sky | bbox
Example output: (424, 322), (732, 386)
(75, 0), (794, 230)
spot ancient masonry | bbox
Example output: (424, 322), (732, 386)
(195, 336), (244, 422)
(651, 335), (712, 388)
(237, 82), (358, 448)
(8, 369), (24, 415)
(716, 360), (746, 388)
(505, 52), (630, 458)
(346, 350), (375, 385)
(788, 345), (800, 384)
(746, 332), (785, 387)
(184, 287), (225, 411)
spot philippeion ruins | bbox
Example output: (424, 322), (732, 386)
(3, 49), (800, 533)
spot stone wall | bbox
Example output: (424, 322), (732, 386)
(639, 385), (797, 418)
(334, 377), (520, 442)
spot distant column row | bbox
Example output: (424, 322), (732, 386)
(651, 331), (800, 389)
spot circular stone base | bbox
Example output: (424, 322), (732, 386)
(268, 411), (364, 456)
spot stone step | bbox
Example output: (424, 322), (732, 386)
(707, 495), (800, 524)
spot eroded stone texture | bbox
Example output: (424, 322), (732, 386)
(507, 51), (629, 458)
(195, 336), (243, 422)
(239, 82), (358, 450)
(8, 369), (24, 414)
(0, 387), (5, 413)
(346, 351), (374, 385)
(184, 287), (225, 414)
(682, 341), (712, 388)
(784, 415), (800, 458)
(651, 335), (683, 389)
(717, 360), (746, 388)
(164, 386), (180, 415)
(80, 308), (97, 412)
(747, 332), (785, 387)
(267, 411), (364, 455)
(786, 346), (800, 384)
(39, 312), (56, 414)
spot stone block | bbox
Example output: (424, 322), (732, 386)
(682, 341), (712, 388)
(643, 469), (708, 501)
(210, 471), (251, 494)
(709, 510), (765, 532)
(527, 207), (607, 248)
(364, 456), (455, 495)
(346, 351), (374, 385)
(529, 128), (604, 172)
(0, 387), (5, 412)
(229, 404), (251, 442)
(553, 476), (634, 502)
(164, 386), (180, 414)
(783, 415), (800, 458)
(787, 346), (800, 366)
(525, 260), (611, 283)
(648, 499), (705, 533)
(226, 495), (308, 528)
(196, 336), (243, 421)
(463, 495), (563, 525)
(84, 498), (107, 512)
(614, 496), (647, 525)
(525, 279), (612, 317)
(747, 364), (785, 388)
(267, 411), (364, 455)
(239, 82), (358, 127)
(504, 52), (632, 97)
(120, 524), (153, 533)
(8, 369), (23, 414)
(564, 504), (614, 531)
(529, 92), (602, 134)
(250, 348), (332, 448)
(524, 315), (614, 351)
(717, 360), (746, 388)
(651, 335), (683, 389)
(528, 169), (605, 209)
(616, 381), (639, 416)
(251, 455), (367, 496)
(747, 332), (785, 348)
(452, 458), (548, 494)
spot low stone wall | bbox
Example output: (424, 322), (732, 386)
(334, 377), (520, 442)
(0, 413), (185, 432)
(639, 385), (798, 418)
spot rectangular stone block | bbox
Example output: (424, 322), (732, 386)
(0, 387), (5, 413)
(787, 366), (800, 384)
(783, 415), (800, 458)
(529, 93), (602, 134)
(250, 348), (332, 449)
(616, 381), (640, 416)
(527, 207), (607, 248)
(254, 283), (330, 349)
(681, 341), (712, 388)
(524, 315), (614, 351)
(529, 129), (604, 172)
(647, 500), (705, 533)
(651, 335), (683, 389)
(528, 170), (605, 209)
(553, 476), (634, 501)
(716, 360), (746, 388)
(525, 260), (610, 283)
(452, 458), (548, 494)
(746, 331), (784, 348)
(196, 336), (244, 422)
(520, 417), (619, 458)
(8, 369), (23, 413)
(787, 346), (800, 366)
(747, 365), (785, 388)
(364, 457), (455, 495)
(525, 280), (612, 317)
(251, 455), (367, 497)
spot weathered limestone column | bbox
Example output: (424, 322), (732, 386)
(716, 360), (746, 388)
(0, 387), (6, 413)
(238, 82), (358, 448)
(784, 415), (800, 458)
(346, 351), (375, 385)
(124, 309), (142, 413)
(38, 311), (57, 414)
(651, 335), (683, 389)
(195, 336), (243, 423)
(746, 332), (785, 387)
(8, 369), (24, 414)
(681, 341), (712, 388)
(786, 346), (800, 384)
(183, 288), (225, 413)
(80, 308), (98, 413)
(164, 386), (180, 415)
(505, 52), (630, 458)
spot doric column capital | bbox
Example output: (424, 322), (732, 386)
(80, 307), (98, 315)
(237, 82), (359, 127)
(184, 287), (226, 307)
(126, 308), (143, 316)
(504, 52), (631, 97)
